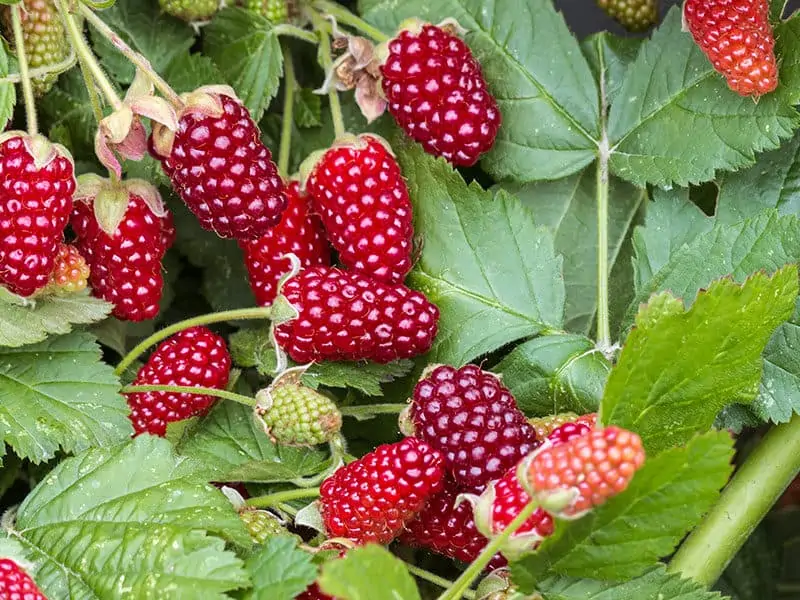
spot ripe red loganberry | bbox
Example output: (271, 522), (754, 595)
(380, 22), (501, 166)
(305, 134), (413, 284)
(401, 483), (507, 569)
(0, 558), (46, 599)
(150, 87), (286, 240)
(71, 188), (173, 322)
(239, 181), (330, 305)
(522, 426), (645, 518)
(546, 420), (594, 446)
(409, 364), (540, 490)
(296, 583), (335, 600)
(319, 437), (445, 544)
(274, 266), (439, 364)
(0, 133), (75, 297)
(125, 326), (231, 436)
(684, 0), (777, 97)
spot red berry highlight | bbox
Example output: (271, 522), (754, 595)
(125, 326), (231, 436)
(0, 134), (75, 297)
(684, 0), (777, 97)
(380, 23), (501, 166)
(306, 134), (413, 284)
(240, 181), (330, 306)
(410, 364), (540, 490)
(319, 437), (445, 544)
(275, 266), (439, 364)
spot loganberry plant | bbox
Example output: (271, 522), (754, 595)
(0, 0), (799, 598)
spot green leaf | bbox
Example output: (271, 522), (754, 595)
(243, 536), (317, 600)
(0, 40), (15, 130)
(163, 52), (226, 95)
(89, 0), (195, 85)
(500, 168), (645, 335)
(39, 70), (98, 166)
(753, 298), (800, 423)
(319, 545), (421, 600)
(631, 187), (714, 293)
(204, 7), (283, 121)
(581, 33), (642, 109)
(535, 566), (728, 600)
(493, 334), (609, 417)
(513, 431), (734, 584)
(604, 267), (797, 455)
(0, 291), (112, 348)
(294, 88), (322, 128)
(396, 139), (565, 366)
(776, 15), (800, 105)
(7, 436), (249, 599)
(176, 400), (329, 483)
(362, 0), (600, 182)
(716, 133), (800, 226)
(0, 332), (132, 463)
(607, 8), (798, 187)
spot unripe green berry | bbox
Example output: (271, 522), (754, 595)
(159, 0), (219, 22)
(596, 0), (658, 31)
(257, 382), (342, 446)
(240, 509), (290, 544)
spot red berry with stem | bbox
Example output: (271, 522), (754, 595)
(379, 21), (501, 166)
(684, 0), (777, 97)
(0, 558), (46, 600)
(521, 426), (646, 518)
(240, 181), (330, 306)
(319, 437), (445, 544)
(305, 134), (413, 284)
(274, 266), (439, 364)
(125, 326), (231, 436)
(0, 133), (75, 297)
(150, 86), (286, 240)
(408, 364), (540, 490)
(71, 181), (173, 322)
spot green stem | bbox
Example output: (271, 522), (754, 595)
(277, 502), (298, 517)
(273, 23), (320, 44)
(438, 500), (540, 600)
(57, 1), (123, 110)
(339, 403), (407, 419)
(278, 46), (296, 178)
(308, 9), (345, 139)
(405, 564), (474, 600)
(78, 4), (182, 107)
(10, 5), (38, 135)
(312, 0), (390, 42)
(121, 384), (256, 407)
(595, 147), (610, 349)
(245, 487), (321, 508)
(114, 306), (274, 376)
(668, 414), (800, 586)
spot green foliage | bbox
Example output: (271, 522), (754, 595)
(242, 536), (317, 600)
(319, 545), (421, 600)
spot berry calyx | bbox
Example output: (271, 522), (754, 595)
(379, 21), (501, 166)
(521, 426), (646, 518)
(304, 134), (413, 284)
(0, 133), (75, 297)
(125, 326), (232, 436)
(42, 243), (89, 296)
(150, 86), (287, 240)
(274, 266), (440, 364)
(0, 558), (46, 600)
(319, 437), (445, 544)
(684, 0), (777, 97)
(409, 364), (540, 490)
(255, 367), (342, 446)
(239, 180), (330, 306)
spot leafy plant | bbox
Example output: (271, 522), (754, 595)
(0, 0), (798, 599)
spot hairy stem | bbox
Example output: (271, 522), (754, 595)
(595, 143), (610, 348)
(245, 487), (321, 508)
(405, 564), (475, 600)
(278, 46), (296, 178)
(114, 306), (274, 376)
(338, 404), (407, 419)
(308, 9), (345, 139)
(438, 500), (540, 600)
(57, 0), (123, 110)
(273, 23), (320, 44)
(312, 0), (390, 42)
(10, 5), (38, 135)
(668, 414), (800, 586)
(121, 384), (256, 408)
(78, 4), (182, 107)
